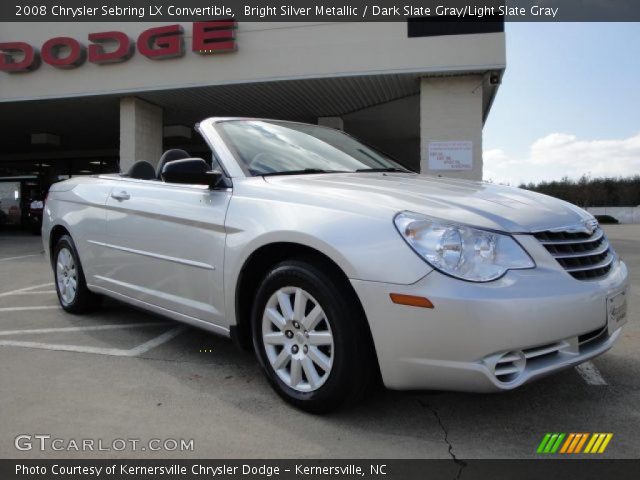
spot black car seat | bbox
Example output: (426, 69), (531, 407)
(126, 160), (156, 180)
(157, 149), (190, 179)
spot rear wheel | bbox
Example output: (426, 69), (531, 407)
(252, 259), (375, 413)
(54, 234), (101, 313)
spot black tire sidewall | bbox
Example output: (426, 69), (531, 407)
(251, 261), (362, 411)
(53, 235), (92, 312)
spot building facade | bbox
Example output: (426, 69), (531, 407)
(0, 21), (505, 228)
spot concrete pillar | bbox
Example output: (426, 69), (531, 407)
(119, 97), (163, 173)
(420, 76), (484, 180)
(318, 116), (344, 130)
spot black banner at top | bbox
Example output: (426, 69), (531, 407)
(1, 0), (640, 22)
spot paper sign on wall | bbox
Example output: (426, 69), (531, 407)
(428, 141), (473, 171)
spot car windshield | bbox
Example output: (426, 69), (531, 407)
(217, 120), (411, 176)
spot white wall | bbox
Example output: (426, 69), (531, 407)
(119, 97), (163, 171)
(0, 22), (505, 102)
(587, 207), (640, 224)
(420, 76), (484, 180)
(1, 22), (505, 180)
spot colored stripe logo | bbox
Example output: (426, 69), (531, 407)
(537, 433), (613, 454)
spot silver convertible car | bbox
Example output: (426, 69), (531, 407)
(43, 117), (629, 412)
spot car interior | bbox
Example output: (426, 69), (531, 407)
(155, 149), (191, 179)
(125, 160), (156, 180)
(124, 149), (195, 180)
(123, 149), (229, 189)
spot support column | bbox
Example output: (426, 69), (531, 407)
(119, 97), (163, 173)
(420, 76), (484, 180)
(318, 116), (344, 130)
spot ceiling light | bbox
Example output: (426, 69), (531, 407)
(31, 133), (61, 146)
(163, 125), (192, 139)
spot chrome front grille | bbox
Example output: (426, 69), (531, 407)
(534, 227), (614, 280)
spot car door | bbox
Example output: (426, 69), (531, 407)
(49, 178), (115, 287)
(100, 177), (230, 328)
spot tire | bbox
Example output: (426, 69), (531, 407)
(251, 259), (376, 413)
(53, 234), (102, 314)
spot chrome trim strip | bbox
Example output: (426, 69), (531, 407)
(88, 240), (216, 270)
(537, 228), (604, 245)
(552, 242), (610, 259)
(535, 218), (599, 235)
(564, 254), (614, 273)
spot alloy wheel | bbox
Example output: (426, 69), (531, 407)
(261, 286), (334, 392)
(56, 247), (78, 305)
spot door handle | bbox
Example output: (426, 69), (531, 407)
(111, 191), (130, 201)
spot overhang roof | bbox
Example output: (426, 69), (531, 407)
(0, 71), (499, 157)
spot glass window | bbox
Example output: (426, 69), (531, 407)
(0, 181), (21, 226)
(217, 120), (411, 176)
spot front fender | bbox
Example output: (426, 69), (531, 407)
(222, 188), (432, 327)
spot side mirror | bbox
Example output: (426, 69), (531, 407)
(161, 158), (224, 188)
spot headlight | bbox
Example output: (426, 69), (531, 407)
(394, 212), (535, 282)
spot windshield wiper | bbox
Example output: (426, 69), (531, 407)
(354, 167), (411, 173)
(261, 168), (348, 177)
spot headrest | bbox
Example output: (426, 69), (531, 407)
(126, 160), (156, 180)
(157, 149), (190, 178)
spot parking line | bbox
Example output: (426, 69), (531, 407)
(0, 254), (41, 262)
(128, 326), (188, 355)
(0, 306), (59, 312)
(0, 339), (143, 357)
(0, 322), (167, 336)
(0, 326), (187, 357)
(0, 282), (54, 298)
(12, 291), (56, 295)
(575, 361), (608, 385)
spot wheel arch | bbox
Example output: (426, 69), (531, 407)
(232, 242), (376, 364)
(49, 224), (71, 268)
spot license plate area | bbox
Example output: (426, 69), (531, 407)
(607, 290), (628, 336)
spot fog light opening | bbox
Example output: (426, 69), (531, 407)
(494, 351), (527, 383)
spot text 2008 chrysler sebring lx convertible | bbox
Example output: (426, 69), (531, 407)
(43, 118), (629, 412)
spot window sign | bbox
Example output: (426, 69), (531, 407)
(428, 141), (473, 171)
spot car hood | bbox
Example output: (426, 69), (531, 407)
(263, 172), (592, 233)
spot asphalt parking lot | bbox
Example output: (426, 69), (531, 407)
(0, 226), (638, 459)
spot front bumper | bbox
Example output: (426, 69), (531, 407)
(351, 257), (629, 392)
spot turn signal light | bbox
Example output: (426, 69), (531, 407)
(389, 293), (434, 309)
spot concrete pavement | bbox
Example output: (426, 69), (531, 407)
(0, 226), (638, 459)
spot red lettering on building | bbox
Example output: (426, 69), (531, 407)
(0, 42), (40, 72)
(0, 21), (238, 73)
(137, 24), (184, 59)
(41, 37), (86, 68)
(192, 21), (237, 53)
(88, 31), (134, 64)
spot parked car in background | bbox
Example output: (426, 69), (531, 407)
(28, 197), (45, 235)
(43, 118), (629, 412)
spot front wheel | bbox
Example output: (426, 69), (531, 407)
(252, 260), (376, 413)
